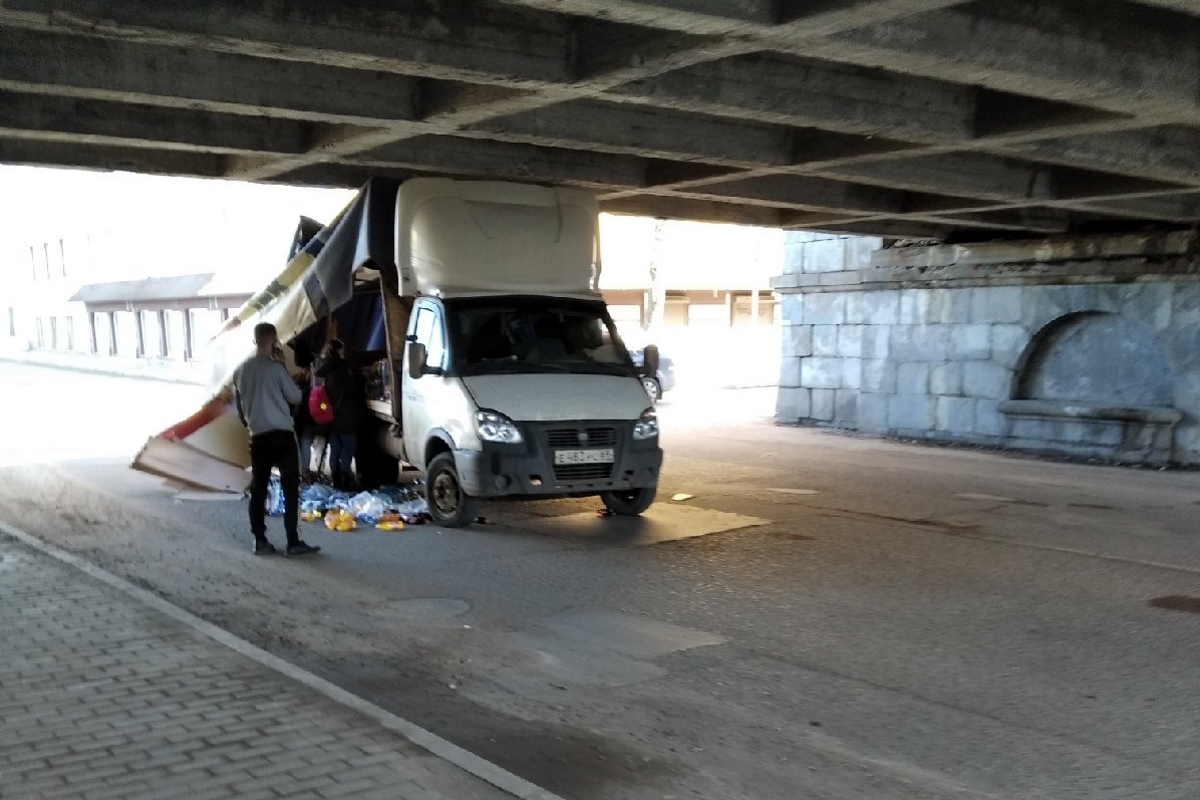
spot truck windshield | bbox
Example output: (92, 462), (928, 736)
(447, 297), (637, 378)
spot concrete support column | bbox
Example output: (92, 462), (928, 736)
(87, 311), (98, 355)
(157, 310), (168, 358)
(134, 311), (145, 358)
(182, 310), (194, 362)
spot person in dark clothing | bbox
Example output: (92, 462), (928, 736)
(315, 339), (364, 490)
(233, 323), (321, 557)
(289, 338), (326, 483)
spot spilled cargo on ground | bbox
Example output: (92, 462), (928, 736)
(134, 178), (663, 526)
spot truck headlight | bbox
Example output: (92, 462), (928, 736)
(632, 407), (659, 441)
(475, 410), (524, 444)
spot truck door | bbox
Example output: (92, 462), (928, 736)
(402, 301), (448, 470)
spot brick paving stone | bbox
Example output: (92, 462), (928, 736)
(0, 534), (524, 800)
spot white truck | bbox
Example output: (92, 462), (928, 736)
(372, 178), (663, 526)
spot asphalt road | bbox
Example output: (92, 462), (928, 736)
(3, 360), (1199, 800)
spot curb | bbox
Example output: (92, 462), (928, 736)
(0, 519), (567, 800)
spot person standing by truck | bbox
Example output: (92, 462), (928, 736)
(315, 338), (364, 490)
(234, 323), (321, 557)
(289, 339), (326, 483)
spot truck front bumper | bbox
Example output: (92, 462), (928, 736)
(455, 420), (661, 499)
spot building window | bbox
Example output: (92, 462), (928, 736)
(35, 317), (44, 349)
(65, 316), (75, 352)
(6, 307), (14, 338)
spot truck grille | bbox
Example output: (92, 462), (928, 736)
(546, 427), (618, 448)
(553, 463), (614, 482)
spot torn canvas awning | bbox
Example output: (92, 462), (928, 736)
(132, 177), (401, 492)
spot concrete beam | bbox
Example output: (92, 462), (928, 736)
(347, 135), (649, 189)
(599, 195), (788, 226)
(0, 138), (228, 178)
(824, 1), (1200, 122)
(664, 174), (912, 215)
(0, 90), (310, 155)
(0, 27), (421, 126)
(1001, 126), (1200, 186)
(607, 53), (976, 142)
(469, 99), (795, 167)
(498, 0), (971, 35)
(0, 0), (571, 85)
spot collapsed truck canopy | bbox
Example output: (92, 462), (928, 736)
(132, 177), (402, 491)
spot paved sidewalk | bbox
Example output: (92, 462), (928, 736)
(0, 532), (533, 800)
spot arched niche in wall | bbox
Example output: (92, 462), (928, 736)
(1000, 310), (1181, 466)
(1014, 311), (1174, 406)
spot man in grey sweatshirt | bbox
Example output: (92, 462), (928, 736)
(233, 322), (321, 557)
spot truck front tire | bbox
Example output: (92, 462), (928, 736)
(600, 487), (657, 516)
(426, 453), (480, 528)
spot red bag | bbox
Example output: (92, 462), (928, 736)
(308, 384), (335, 425)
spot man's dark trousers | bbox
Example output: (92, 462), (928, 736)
(249, 429), (300, 545)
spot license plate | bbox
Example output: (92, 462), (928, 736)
(554, 448), (614, 465)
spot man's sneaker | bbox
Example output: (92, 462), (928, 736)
(253, 538), (278, 556)
(285, 541), (321, 557)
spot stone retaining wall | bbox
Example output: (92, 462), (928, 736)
(772, 231), (1200, 466)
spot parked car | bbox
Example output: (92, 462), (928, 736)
(629, 347), (675, 402)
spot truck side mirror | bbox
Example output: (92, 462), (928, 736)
(642, 344), (660, 378)
(406, 341), (428, 379)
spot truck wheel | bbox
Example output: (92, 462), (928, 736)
(600, 487), (657, 516)
(426, 453), (479, 528)
(641, 377), (662, 404)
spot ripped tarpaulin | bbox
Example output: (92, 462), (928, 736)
(132, 177), (401, 490)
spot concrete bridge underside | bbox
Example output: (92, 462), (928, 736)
(2, 0), (1200, 241)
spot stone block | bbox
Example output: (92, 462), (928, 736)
(859, 393), (890, 431)
(888, 394), (934, 431)
(963, 360), (1013, 400)
(951, 323), (992, 360)
(897, 361), (930, 395)
(801, 356), (843, 389)
(970, 286), (1024, 324)
(1022, 286), (1072, 332)
(835, 389), (860, 426)
(812, 325), (838, 356)
(1119, 281), (1173, 333)
(844, 237), (884, 270)
(930, 362), (963, 396)
(911, 324), (952, 361)
(990, 323), (1030, 366)
(837, 325), (864, 358)
(803, 293), (847, 325)
(811, 388), (836, 421)
(899, 289), (931, 324)
(844, 291), (866, 324)
(975, 398), (1007, 436)
(782, 324), (813, 358)
(861, 359), (896, 393)
(935, 396), (975, 433)
(893, 324), (950, 361)
(1170, 283), (1200, 331)
(862, 325), (891, 359)
(782, 239), (806, 274)
(861, 289), (901, 325)
(841, 358), (863, 390)
(780, 293), (803, 322)
(930, 288), (972, 324)
(808, 239), (850, 273)
(775, 387), (811, 421)
(778, 356), (801, 388)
